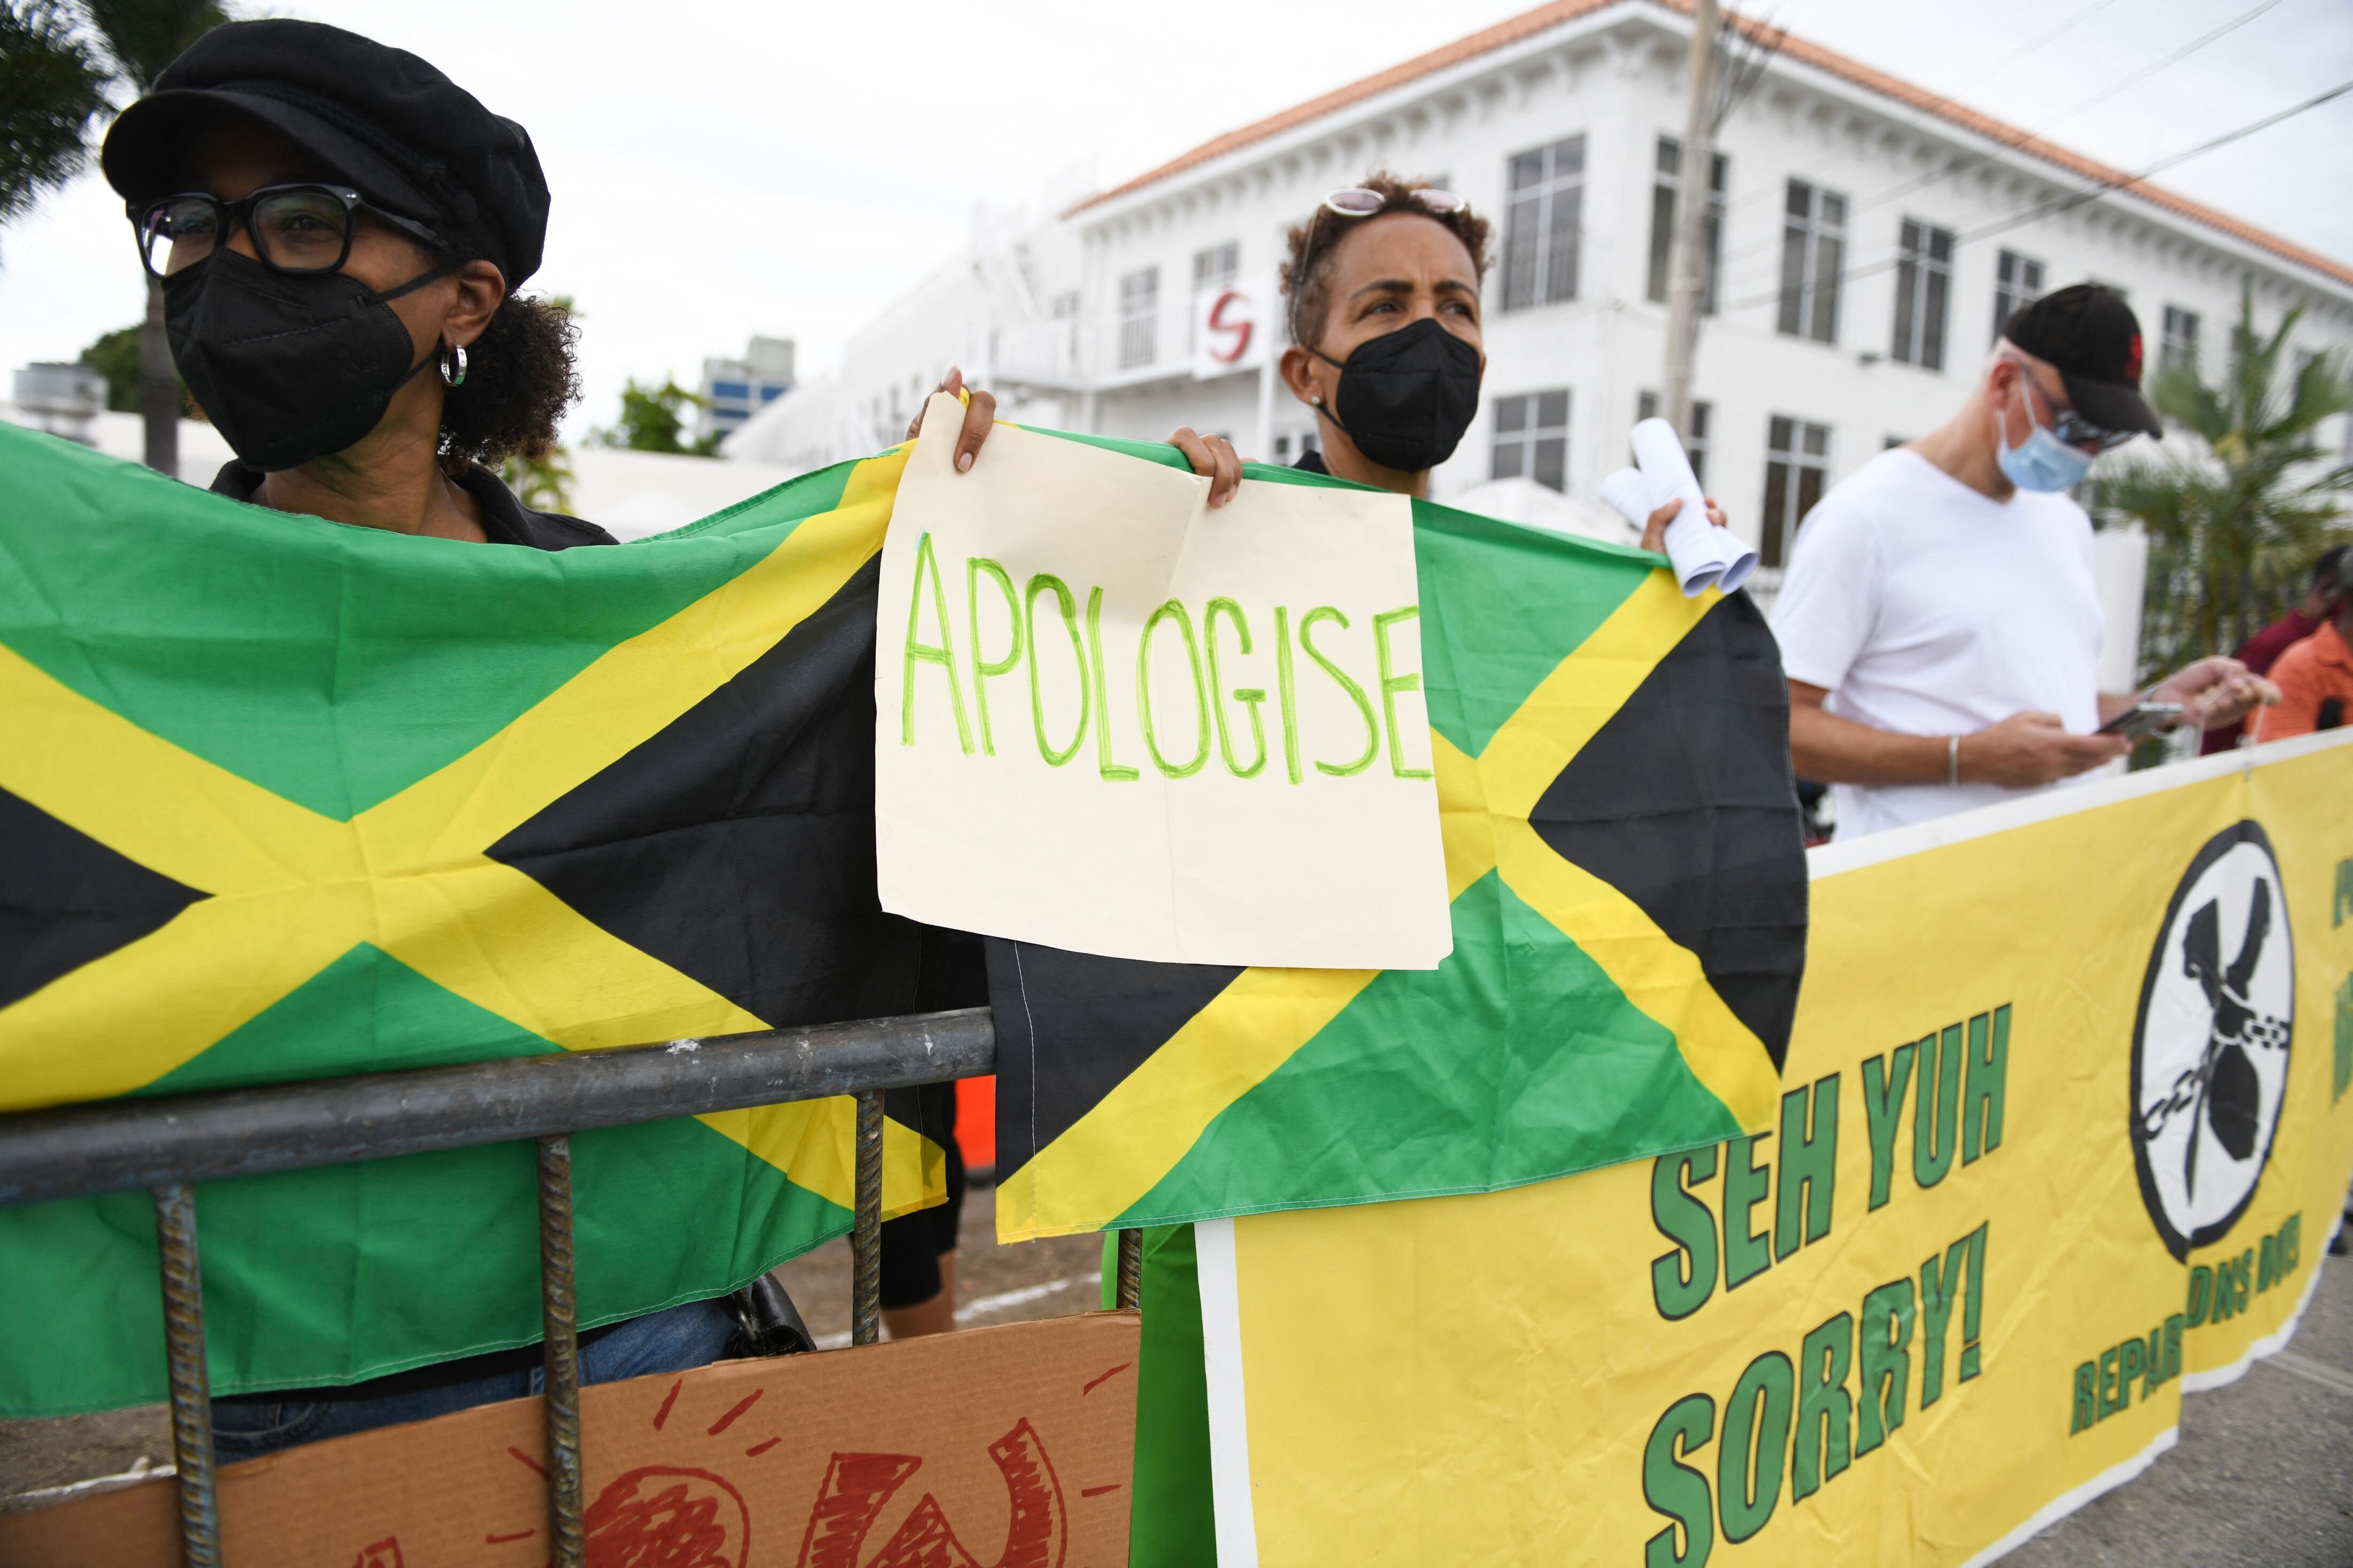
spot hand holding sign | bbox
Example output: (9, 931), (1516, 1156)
(874, 395), (1451, 969)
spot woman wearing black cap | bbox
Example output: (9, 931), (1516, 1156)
(100, 19), (1015, 538)
(93, 16), (1026, 1457)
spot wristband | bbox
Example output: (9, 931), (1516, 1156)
(1948, 734), (1960, 787)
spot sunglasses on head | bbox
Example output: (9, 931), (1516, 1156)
(1320, 186), (1467, 218)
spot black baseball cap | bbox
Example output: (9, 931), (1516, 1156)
(100, 19), (549, 290)
(2001, 284), (2162, 439)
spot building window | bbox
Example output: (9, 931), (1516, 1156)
(1492, 390), (1571, 490)
(2161, 306), (2201, 375)
(1776, 180), (1846, 344)
(1193, 242), (1239, 292)
(1636, 390), (1712, 486)
(1761, 416), (1830, 568)
(1891, 220), (1954, 371)
(1992, 249), (2043, 342)
(1646, 136), (1727, 311)
(1502, 136), (1585, 311)
(1118, 267), (1159, 370)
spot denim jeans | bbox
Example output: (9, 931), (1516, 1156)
(210, 1296), (737, 1460)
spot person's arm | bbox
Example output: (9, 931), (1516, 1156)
(1789, 681), (2129, 788)
(2141, 655), (2278, 733)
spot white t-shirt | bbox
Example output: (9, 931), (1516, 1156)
(1770, 448), (2106, 839)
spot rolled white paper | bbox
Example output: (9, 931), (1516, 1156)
(1626, 418), (1762, 597)
(1598, 467), (1652, 531)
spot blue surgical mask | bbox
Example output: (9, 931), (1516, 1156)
(1995, 403), (2093, 493)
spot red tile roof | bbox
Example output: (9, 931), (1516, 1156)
(1069, 0), (2353, 291)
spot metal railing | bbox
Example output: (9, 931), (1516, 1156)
(0, 1006), (1149, 1566)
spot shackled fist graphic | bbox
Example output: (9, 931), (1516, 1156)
(2141, 881), (2290, 1187)
(2131, 823), (2294, 1260)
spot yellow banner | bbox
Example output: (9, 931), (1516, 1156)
(1202, 731), (2353, 1566)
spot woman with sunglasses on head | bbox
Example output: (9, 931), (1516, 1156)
(1273, 175), (1713, 547)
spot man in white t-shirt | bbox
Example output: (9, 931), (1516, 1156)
(1772, 285), (2275, 839)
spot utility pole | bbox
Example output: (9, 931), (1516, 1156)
(1660, 0), (1720, 442)
(140, 275), (179, 477)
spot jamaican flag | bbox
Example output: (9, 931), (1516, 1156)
(988, 452), (1807, 1241)
(0, 423), (944, 1417)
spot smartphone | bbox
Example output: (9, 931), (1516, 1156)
(2096, 702), (2183, 741)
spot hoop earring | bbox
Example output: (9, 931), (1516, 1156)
(440, 343), (468, 388)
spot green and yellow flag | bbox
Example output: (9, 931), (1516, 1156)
(988, 453), (1809, 1241)
(0, 424), (942, 1416)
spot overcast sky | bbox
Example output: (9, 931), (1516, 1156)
(3, 0), (2346, 443)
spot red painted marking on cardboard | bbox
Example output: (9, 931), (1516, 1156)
(707, 1387), (764, 1435)
(349, 1540), (404, 1568)
(745, 1436), (781, 1457)
(1082, 1362), (1132, 1395)
(1080, 1483), (1123, 1497)
(584, 1466), (749, 1568)
(483, 1529), (536, 1544)
(653, 1377), (684, 1431)
(507, 1446), (547, 1477)
(791, 1423), (1068, 1568)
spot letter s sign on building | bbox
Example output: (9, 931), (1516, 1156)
(1194, 285), (1263, 379)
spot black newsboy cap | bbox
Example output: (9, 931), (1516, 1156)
(101, 18), (549, 289)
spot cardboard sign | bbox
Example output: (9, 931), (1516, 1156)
(875, 396), (1451, 969)
(1, 1312), (1139, 1567)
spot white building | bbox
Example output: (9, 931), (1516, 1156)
(730, 0), (2353, 593)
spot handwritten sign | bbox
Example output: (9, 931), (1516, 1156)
(876, 395), (1451, 968)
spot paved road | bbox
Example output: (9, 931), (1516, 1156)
(6, 1196), (2349, 1562)
(2005, 1248), (2353, 1567)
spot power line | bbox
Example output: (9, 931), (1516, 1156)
(1705, 0), (2124, 233)
(1713, 75), (2353, 317)
(2024, 0), (2283, 138)
(1959, 76), (2353, 249)
(1714, 0), (2288, 265)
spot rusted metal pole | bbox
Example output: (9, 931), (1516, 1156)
(152, 1184), (221, 1568)
(537, 1136), (585, 1568)
(0, 1008), (995, 1211)
(1116, 1229), (1144, 1310)
(850, 1091), (885, 1346)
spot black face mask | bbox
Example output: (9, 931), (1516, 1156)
(1310, 316), (1483, 474)
(163, 248), (452, 472)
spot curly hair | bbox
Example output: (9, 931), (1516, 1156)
(1279, 172), (1493, 348)
(437, 292), (580, 472)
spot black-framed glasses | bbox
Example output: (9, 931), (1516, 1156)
(133, 183), (444, 280)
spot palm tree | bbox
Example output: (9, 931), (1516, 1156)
(0, 2), (108, 242)
(78, 0), (234, 475)
(2092, 284), (2353, 682)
